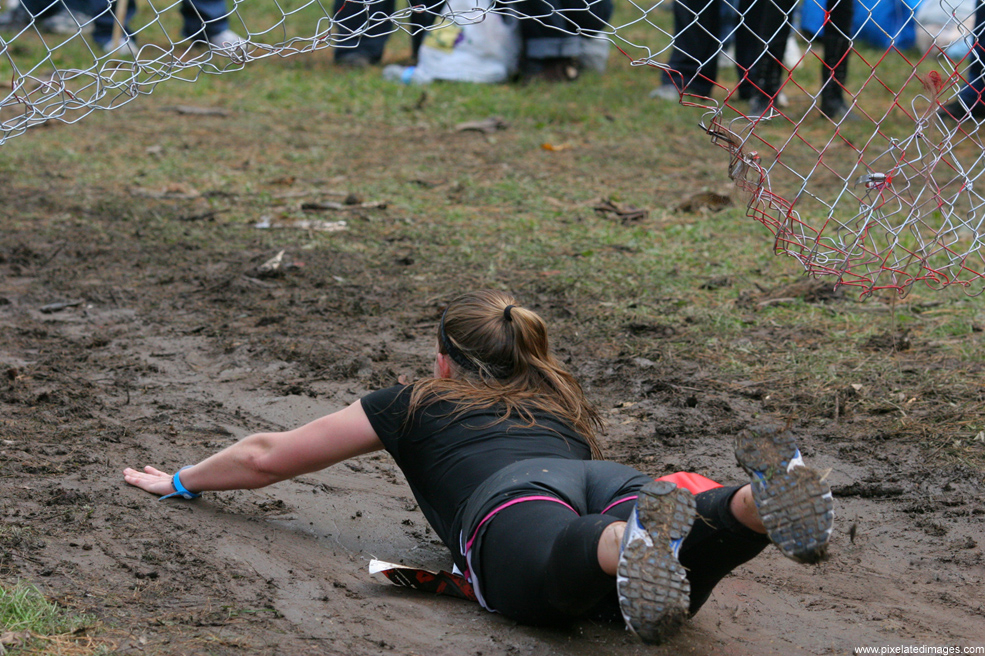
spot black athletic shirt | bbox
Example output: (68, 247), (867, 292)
(360, 384), (592, 563)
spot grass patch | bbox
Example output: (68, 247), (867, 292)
(0, 582), (105, 655)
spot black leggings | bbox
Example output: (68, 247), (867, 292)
(475, 483), (770, 626)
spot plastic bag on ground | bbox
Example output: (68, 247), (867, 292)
(409, 0), (521, 84)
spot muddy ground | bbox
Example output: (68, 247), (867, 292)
(2, 91), (985, 655)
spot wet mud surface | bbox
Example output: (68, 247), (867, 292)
(2, 131), (984, 655)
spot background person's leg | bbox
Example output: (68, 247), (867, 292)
(516, 0), (612, 79)
(939, 0), (985, 120)
(660, 0), (721, 96)
(960, 0), (985, 106)
(819, 0), (853, 117)
(742, 0), (797, 112)
(180, 0), (230, 40)
(90, 0), (135, 48)
(408, 0), (439, 60)
(332, 0), (395, 64)
(16, 0), (87, 21)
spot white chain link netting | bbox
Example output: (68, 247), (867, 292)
(2, 0), (985, 296)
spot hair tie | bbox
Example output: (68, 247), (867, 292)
(503, 305), (515, 322)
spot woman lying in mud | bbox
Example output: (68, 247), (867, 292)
(123, 289), (834, 644)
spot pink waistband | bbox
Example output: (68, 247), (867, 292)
(601, 494), (638, 515)
(465, 495), (577, 553)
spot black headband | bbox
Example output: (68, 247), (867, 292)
(439, 307), (479, 373)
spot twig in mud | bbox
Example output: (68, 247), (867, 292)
(757, 297), (797, 307)
(928, 435), (955, 459)
(241, 276), (278, 288)
(667, 383), (704, 393)
(737, 378), (782, 388)
(882, 400), (908, 418)
(455, 116), (508, 133)
(39, 300), (84, 313)
(268, 189), (350, 200)
(164, 105), (231, 116)
(848, 304), (893, 312)
(300, 200), (387, 211)
(190, 276), (240, 295)
(179, 209), (228, 222)
(39, 242), (65, 268)
(200, 188), (350, 201)
(593, 198), (648, 223)
(129, 185), (200, 200)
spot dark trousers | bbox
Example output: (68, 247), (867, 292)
(332, 0), (439, 63)
(819, 0), (854, 106)
(959, 0), (985, 106)
(19, 0), (89, 18)
(663, 0), (828, 102)
(734, 0), (798, 100)
(662, 0), (734, 96)
(89, 0), (231, 45)
(476, 484), (769, 625)
(513, 0), (613, 60)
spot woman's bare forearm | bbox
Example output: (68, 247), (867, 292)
(177, 432), (286, 492)
(124, 401), (384, 497)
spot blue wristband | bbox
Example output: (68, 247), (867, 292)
(159, 466), (201, 500)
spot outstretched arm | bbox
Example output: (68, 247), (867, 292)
(123, 400), (383, 497)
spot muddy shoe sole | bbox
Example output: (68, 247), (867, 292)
(734, 426), (834, 564)
(616, 480), (695, 645)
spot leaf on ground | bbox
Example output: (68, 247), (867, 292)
(738, 279), (844, 307)
(167, 105), (231, 116)
(593, 198), (647, 222)
(0, 631), (32, 650)
(254, 216), (348, 232)
(455, 117), (508, 133)
(675, 191), (733, 213)
(129, 183), (200, 200)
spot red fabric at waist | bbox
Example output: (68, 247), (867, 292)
(657, 471), (723, 495)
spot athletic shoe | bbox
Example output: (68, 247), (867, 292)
(746, 95), (773, 120)
(0, 4), (30, 31)
(578, 35), (609, 74)
(649, 84), (680, 101)
(521, 57), (581, 83)
(208, 29), (246, 50)
(616, 479), (695, 645)
(101, 38), (139, 58)
(336, 53), (374, 68)
(40, 8), (91, 35)
(734, 425), (834, 564)
(820, 97), (851, 122)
